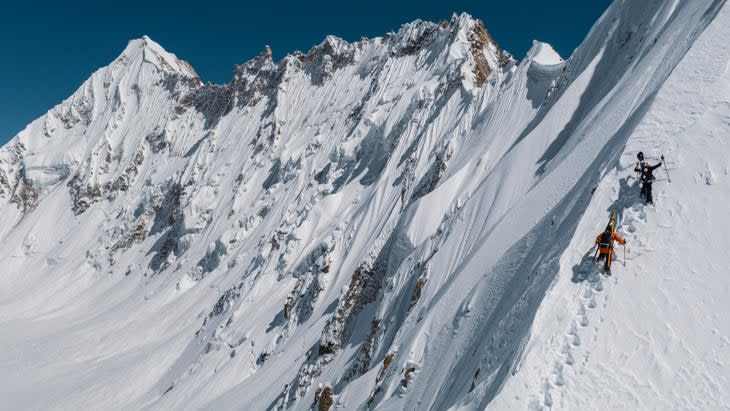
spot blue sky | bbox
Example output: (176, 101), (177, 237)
(0, 0), (611, 145)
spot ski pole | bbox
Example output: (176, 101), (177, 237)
(662, 157), (671, 183)
(623, 244), (626, 267)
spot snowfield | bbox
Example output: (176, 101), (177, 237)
(1, 1), (729, 410)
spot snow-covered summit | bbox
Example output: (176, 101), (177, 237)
(528, 40), (563, 65)
(118, 35), (200, 79)
(1, 1), (729, 410)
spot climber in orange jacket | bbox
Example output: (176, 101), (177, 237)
(594, 223), (626, 272)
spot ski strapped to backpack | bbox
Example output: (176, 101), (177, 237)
(606, 211), (617, 246)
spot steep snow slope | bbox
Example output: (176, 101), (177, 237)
(0, 1), (728, 410)
(491, 2), (730, 409)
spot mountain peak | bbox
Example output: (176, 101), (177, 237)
(117, 35), (199, 79)
(527, 40), (563, 65)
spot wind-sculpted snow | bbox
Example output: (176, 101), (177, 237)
(1, 2), (729, 410)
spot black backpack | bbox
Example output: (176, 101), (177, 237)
(640, 165), (654, 182)
(599, 230), (613, 248)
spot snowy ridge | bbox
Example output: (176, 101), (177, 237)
(1, 2), (729, 410)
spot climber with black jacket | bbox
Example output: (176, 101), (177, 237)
(634, 152), (664, 205)
(594, 222), (625, 272)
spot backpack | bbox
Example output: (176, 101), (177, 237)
(599, 230), (613, 248)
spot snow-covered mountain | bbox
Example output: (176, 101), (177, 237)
(1, 1), (729, 409)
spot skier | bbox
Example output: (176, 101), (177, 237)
(594, 222), (625, 273)
(634, 152), (664, 204)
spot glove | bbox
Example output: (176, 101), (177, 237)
(661, 155), (665, 161)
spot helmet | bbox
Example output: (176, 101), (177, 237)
(637, 151), (644, 161)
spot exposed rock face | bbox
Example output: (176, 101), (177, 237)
(470, 20), (495, 86)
